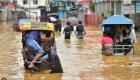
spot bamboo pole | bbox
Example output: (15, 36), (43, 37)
(110, 0), (112, 16)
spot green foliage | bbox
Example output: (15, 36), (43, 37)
(90, 5), (95, 12)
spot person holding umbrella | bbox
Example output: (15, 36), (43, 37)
(67, 16), (79, 31)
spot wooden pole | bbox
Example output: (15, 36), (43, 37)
(110, 0), (112, 16)
(98, 0), (100, 25)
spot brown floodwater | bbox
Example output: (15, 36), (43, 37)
(0, 22), (24, 80)
(0, 22), (140, 80)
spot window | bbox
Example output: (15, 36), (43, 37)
(23, 0), (28, 4)
(33, 0), (38, 4)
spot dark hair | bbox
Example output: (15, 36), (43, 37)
(67, 22), (70, 25)
(103, 31), (111, 37)
(78, 21), (82, 24)
(48, 19), (52, 23)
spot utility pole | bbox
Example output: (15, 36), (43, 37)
(110, 0), (112, 16)
(98, 0), (101, 25)
(14, 1), (17, 28)
(29, 0), (31, 19)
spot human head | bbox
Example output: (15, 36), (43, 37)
(67, 22), (70, 25)
(103, 31), (111, 37)
(103, 32), (107, 36)
(78, 21), (82, 24)
(48, 19), (52, 23)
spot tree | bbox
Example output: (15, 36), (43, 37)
(90, 4), (95, 12)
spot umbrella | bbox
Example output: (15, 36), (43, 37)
(102, 15), (133, 26)
(67, 17), (79, 25)
(49, 17), (57, 22)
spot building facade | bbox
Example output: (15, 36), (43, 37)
(93, 0), (140, 30)
(17, 0), (47, 19)
(94, 0), (122, 18)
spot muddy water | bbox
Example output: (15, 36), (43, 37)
(0, 22), (24, 80)
(0, 22), (140, 80)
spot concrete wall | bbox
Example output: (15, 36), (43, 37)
(17, 0), (47, 19)
(85, 15), (103, 27)
(17, 0), (47, 8)
(25, 9), (40, 19)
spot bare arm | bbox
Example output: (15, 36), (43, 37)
(40, 35), (50, 42)
(83, 29), (86, 35)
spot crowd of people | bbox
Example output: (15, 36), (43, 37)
(101, 25), (137, 56)
(47, 17), (86, 39)
(47, 16), (86, 39)
(63, 21), (86, 39)
(21, 18), (64, 73)
(21, 16), (87, 73)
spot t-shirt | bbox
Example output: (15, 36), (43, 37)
(27, 31), (44, 42)
(64, 26), (72, 34)
(101, 36), (113, 46)
(76, 24), (84, 32)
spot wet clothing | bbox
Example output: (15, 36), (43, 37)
(27, 31), (44, 43)
(102, 46), (113, 56)
(77, 34), (84, 39)
(101, 36), (114, 55)
(103, 27), (115, 39)
(26, 31), (44, 58)
(27, 45), (48, 61)
(70, 25), (74, 31)
(76, 24), (84, 32)
(101, 36), (114, 46)
(49, 48), (63, 73)
(55, 20), (62, 32)
(26, 39), (44, 54)
(63, 26), (72, 39)
(75, 24), (86, 39)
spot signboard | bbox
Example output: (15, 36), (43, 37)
(7, 3), (15, 10)
(123, 0), (131, 5)
(122, 5), (135, 14)
(136, 3), (140, 13)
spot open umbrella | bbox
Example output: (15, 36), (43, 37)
(102, 15), (133, 26)
(67, 17), (79, 25)
(49, 17), (57, 22)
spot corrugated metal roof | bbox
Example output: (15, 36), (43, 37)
(93, 0), (136, 3)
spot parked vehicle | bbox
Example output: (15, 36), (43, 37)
(102, 15), (136, 56)
(20, 22), (63, 74)
(13, 11), (27, 32)
(14, 19), (32, 32)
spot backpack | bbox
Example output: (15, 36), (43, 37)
(76, 25), (84, 32)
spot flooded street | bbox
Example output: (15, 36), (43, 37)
(0, 22), (140, 80)
(0, 22), (24, 80)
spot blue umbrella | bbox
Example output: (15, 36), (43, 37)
(102, 15), (133, 26)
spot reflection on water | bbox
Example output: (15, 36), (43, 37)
(64, 39), (71, 48)
(0, 22), (24, 80)
(0, 22), (140, 80)
(24, 71), (63, 80)
(78, 31), (140, 80)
